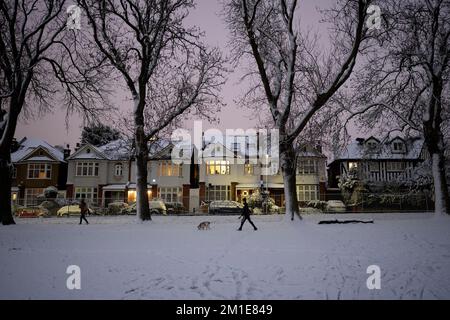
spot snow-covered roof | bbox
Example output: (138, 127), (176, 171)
(98, 139), (132, 160)
(12, 137), (65, 163)
(332, 136), (424, 162)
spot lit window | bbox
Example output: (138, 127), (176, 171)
(244, 163), (254, 175)
(206, 161), (230, 175)
(27, 163), (51, 179)
(349, 162), (358, 170)
(158, 161), (182, 177)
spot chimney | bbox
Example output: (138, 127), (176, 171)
(11, 138), (20, 153)
(356, 138), (365, 145)
(75, 142), (81, 151)
(64, 144), (71, 160)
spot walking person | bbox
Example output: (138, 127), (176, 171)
(79, 198), (89, 225)
(238, 198), (257, 231)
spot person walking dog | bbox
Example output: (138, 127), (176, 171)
(79, 198), (89, 225)
(238, 198), (257, 231)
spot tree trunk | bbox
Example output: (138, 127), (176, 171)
(423, 79), (449, 215)
(134, 109), (151, 221)
(280, 142), (301, 221)
(0, 151), (16, 225)
(431, 152), (450, 215)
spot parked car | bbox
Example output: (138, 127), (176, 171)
(57, 205), (82, 216)
(325, 200), (347, 213)
(57, 204), (96, 216)
(15, 206), (48, 218)
(165, 202), (185, 214)
(108, 201), (129, 215)
(209, 200), (244, 215)
(121, 200), (167, 215)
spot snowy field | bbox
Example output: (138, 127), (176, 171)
(1, 213), (450, 300)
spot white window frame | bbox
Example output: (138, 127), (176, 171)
(296, 185), (319, 201)
(206, 185), (230, 201)
(27, 163), (52, 179)
(75, 187), (98, 201)
(158, 187), (182, 203)
(297, 159), (317, 175)
(76, 162), (99, 176)
(114, 163), (123, 176)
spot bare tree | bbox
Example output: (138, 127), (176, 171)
(224, 0), (372, 220)
(78, 0), (226, 221)
(0, 0), (107, 225)
(350, 0), (450, 214)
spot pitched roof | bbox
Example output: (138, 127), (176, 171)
(12, 137), (65, 163)
(332, 136), (424, 162)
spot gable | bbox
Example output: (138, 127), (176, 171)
(20, 146), (59, 162)
(68, 144), (107, 160)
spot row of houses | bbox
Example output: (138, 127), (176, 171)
(11, 134), (439, 211)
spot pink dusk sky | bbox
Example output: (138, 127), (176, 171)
(15, 0), (336, 148)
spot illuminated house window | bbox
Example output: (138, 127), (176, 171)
(348, 162), (358, 171)
(27, 163), (51, 179)
(244, 164), (254, 175)
(206, 161), (230, 175)
(158, 161), (182, 177)
(127, 190), (152, 203)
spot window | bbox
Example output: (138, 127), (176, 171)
(206, 185), (230, 201)
(232, 142), (240, 151)
(244, 163), (254, 175)
(75, 187), (98, 200)
(348, 162), (358, 170)
(158, 187), (181, 203)
(12, 166), (17, 178)
(28, 163), (51, 179)
(392, 141), (405, 152)
(369, 162), (379, 172)
(386, 161), (405, 172)
(297, 185), (319, 201)
(297, 159), (317, 174)
(114, 163), (123, 176)
(207, 160), (230, 175)
(366, 140), (378, 150)
(76, 162), (99, 176)
(158, 161), (182, 177)
(25, 188), (45, 205)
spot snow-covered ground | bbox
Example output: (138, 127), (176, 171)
(1, 213), (450, 299)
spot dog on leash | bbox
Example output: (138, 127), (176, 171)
(197, 221), (211, 230)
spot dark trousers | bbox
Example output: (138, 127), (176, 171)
(239, 216), (257, 230)
(79, 213), (89, 224)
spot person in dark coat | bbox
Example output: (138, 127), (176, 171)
(79, 199), (89, 225)
(238, 198), (257, 231)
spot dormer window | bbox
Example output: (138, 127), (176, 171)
(392, 141), (405, 153)
(366, 141), (378, 150)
